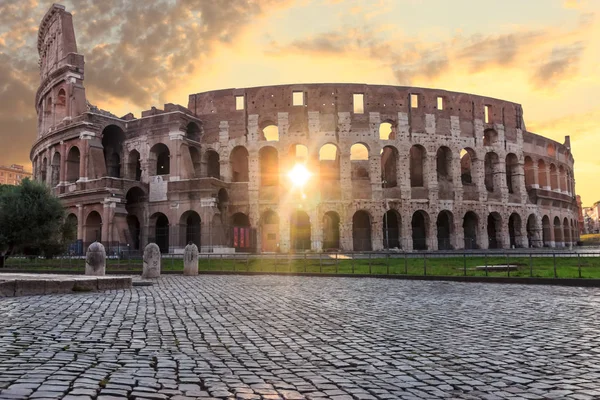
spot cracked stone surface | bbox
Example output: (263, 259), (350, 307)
(1, 275), (599, 399)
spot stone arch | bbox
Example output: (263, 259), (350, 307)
(553, 216), (563, 246)
(483, 128), (498, 146)
(66, 146), (80, 183)
(412, 210), (429, 250)
(538, 159), (548, 188)
(126, 215), (141, 251)
(319, 143), (340, 179)
(290, 210), (311, 251)
(508, 213), (523, 248)
(484, 152), (500, 193)
(351, 143), (369, 180)
(259, 146), (279, 186)
(381, 146), (398, 188)
(289, 144), (309, 164)
(261, 122), (279, 141)
(463, 211), (479, 249)
(180, 210), (201, 248)
(550, 164), (558, 191)
(460, 148), (476, 185)
(437, 210), (453, 250)
(547, 143), (556, 157)
(150, 143), (170, 176)
(542, 215), (551, 247)
(40, 157), (47, 183)
(505, 153), (519, 194)
(231, 212), (251, 252)
(409, 145), (426, 187)
(436, 146), (452, 182)
(186, 122), (201, 142)
(150, 212), (170, 253)
(66, 213), (78, 242)
(352, 210), (372, 251)
(487, 212), (502, 249)
(559, 165), (567, 193)
(51, 151), (60, 186)
(127, 150), (142, 181)
(379, 121), (396, 140)
(524, 156), (534, 187)
(260, 210), (279, 252)
(323, 211), (341, 250)
(206, 149), (220, 179)
(102, 125), (125, 178)
(563, 217), (571, 246)
(230, 146), (249, 182)
(383, 209), (401, 249)
(55, 89), (67, 121)
(84, 210), (102, 245)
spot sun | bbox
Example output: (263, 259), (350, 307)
(288, 163), (311, 188)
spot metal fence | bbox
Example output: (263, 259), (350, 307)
(3, 249), (600, 279)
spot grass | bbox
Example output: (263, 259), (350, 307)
(3, 253), (600, 279)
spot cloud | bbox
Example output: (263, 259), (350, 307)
(532, 42), (585, 87)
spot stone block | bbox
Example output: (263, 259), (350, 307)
(44, 279), (75, 294)
(85, 242), (106, 276)
(72, 279), (98, 292)
(143, 243), (161, 279)
(183, 243), (199, 276)
(15, 280), (46, 296)
(97, 277), (132, 291)
(0, 281), (16, 297)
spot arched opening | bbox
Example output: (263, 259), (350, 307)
(550, 164), (558, 191)
(261, 210), (279, 252)
(290, 210), (311, 251)
(524, 156), (534, 187)
(127, 150), (142, 181)
(259, 146), (279, 186)
(323, 211), (340, 250)
(379, 121), (396, 140)
(150, 143), (170, 176)
(189, 147), (201, 177)
(186, 122), (201, 142)
(40, 157), (47, 183)
(412, 210), (429, 250)
(289, 144), (308, 164)
(218, 188), (229, 211)
(180, 211), (201, 248)
(381, 146), (398, 188)
(51, 152), (60, 186)
(487, 212), (502, 249)
(383, 210), (401, 249)
(126, 215), (141, 251)
(538, 160), (548, 189)
(102, 125), (125, 178)
(232, 212), (251, 252)
(559, 165), (566, 193)
(261, 123), (279, 141)
(463, 211), (479, 249)
(526, 214), (539, 248)
(506, 153), (519, 194)
(409, 145), (426, 187)
(206, 150), (220, 179)
(542, 215), (551, 247)
(484, 152), (499, 193)
(483, 128), (498, 146)
(352, 210), (372, 251)
(230, 146), (249, 182)
(508, 213), (522, 248)
(563, 217), (571, 246)
(350, 143), (369, 180)
(152, 213), (169, 253)
(553, 216), (563, 247)
(460, 148), (476, 185)
(85, 211), (102, 245)
(66, 146), (80, 183)
(547, 143), (556, 157)
(437, 210), (453, 250)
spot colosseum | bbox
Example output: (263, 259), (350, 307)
(30, 4), (580, 255)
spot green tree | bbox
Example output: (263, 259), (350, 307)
(0, 179), (75, 267)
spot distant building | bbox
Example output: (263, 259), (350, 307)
(0, 164), (32, 186)
(577, 195), (584, 235)
(583, 203), (600, 234)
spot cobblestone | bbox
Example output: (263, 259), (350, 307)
(1, 276), (600, 399)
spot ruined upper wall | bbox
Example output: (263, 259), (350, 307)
(38, 4), (78, 82)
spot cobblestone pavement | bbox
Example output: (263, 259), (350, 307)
(1, 276), (600, 400)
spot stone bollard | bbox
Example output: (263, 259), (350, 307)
(142, 243), (161, 279)
(183, 243), (199, 276)
(85, 242), (106, 276)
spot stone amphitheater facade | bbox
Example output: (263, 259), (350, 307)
(30, 5), (579, 254)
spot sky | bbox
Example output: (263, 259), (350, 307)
(0, 0), (599, 204)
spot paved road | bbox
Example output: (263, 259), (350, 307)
(1, 276), (599, 399)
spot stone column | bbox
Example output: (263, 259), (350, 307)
(59, 141), (67, 185)
(500, 216), (510, 249)
(428, 216), (438, 251)
(340, 151), (352, 202)
(479, 216), (489, 250)
(402, 216), (413, 251)
(370, 153), (382, 201)
(531, 162), (539, 188)
(310, 209), (322, 252)
(473, 158), (486, 202)
(169, 130), (184, 181)
(427, 153), (438, 204)
(453, 217), (464, 250)
(76, 204), (84, 242)
(78, 134), (91, 182)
